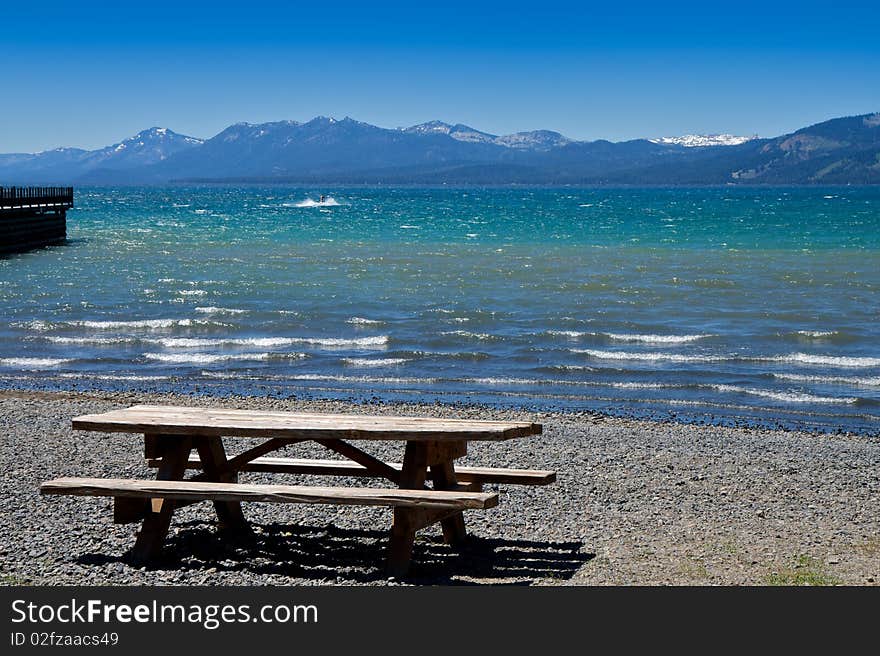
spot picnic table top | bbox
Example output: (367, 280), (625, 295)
(72, 405), (543, 442)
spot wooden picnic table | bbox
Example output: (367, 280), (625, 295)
(41, 405), (552, 576)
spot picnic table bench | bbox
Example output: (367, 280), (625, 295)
(41, 405), (553, 576)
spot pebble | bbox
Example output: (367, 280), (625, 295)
(1, 389), (878, 586)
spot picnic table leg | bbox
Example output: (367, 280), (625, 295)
(429, 459), (468, 545)
(129, 435), (192, 564)
(387, 441), (428, 577)
(193, 436), (251, 535)
(114, 432), (162, 524)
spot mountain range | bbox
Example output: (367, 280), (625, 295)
(1, 113), (878, 185)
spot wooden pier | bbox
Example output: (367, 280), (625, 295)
(0, 186), (73, 254)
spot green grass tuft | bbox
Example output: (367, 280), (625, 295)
(765, 555), (841, 586)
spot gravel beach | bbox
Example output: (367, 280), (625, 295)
(1, 389), (877, 586)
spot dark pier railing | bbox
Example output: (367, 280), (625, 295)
(0, 186), (74, 211)
(0, 186), (74, 254)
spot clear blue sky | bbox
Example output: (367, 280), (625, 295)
(2, 0), (879, 152)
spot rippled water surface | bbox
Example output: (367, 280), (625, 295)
(2, 186), (879, 433)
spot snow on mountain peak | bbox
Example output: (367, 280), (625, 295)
(405, 121), (455, 135)
(495, 130), (571, 150)
(404, 121), (570, 149)
(405, 121), (497, 143)
(650, 134), (757, 147)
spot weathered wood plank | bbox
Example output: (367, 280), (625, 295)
(387, 442), (430, 576)
(193, 436), (250, 534)
(40, 477), (499, 510)
(129, 436), (191, 563)
(314, 439), (401, 484)
(430, 459), (468, 545)
(72, 405), (541, 441)
(223, 438), (287, 471)
(424, 439), (467, 465)
(148, 455), (557, 485)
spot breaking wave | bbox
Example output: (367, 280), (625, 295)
(440, 330), (498, 341)
(772, 353), (880, 368)
(143, 352), (306, 364)
(709, 384), (857, 404)
(576, 349), (728, 363)
(346, 317), (385, 326)
(603, 333), (712, 344)
(546, 331), (711, 344)
(773, 373), (880, 386)
(796, 330), (838, 339)
(45, 336), (140, 345)
(149, 336), (389, 349)
(290, 196), (341, 208)
(58, 373), (170, 381)
(195, 307), (248, 315)
(0, 357), (72, 368)
(342, 358), (410, 367)
(20, 318), (220, 331)
(577, 349), (880, 368)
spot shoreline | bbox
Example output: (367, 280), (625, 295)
(2, 381), (876, 439)
(1, 388), (877, 585)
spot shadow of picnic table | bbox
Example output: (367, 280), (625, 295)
(78, 521), (592, 584)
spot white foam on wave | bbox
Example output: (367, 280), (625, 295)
(576, 349), (880, 368)
(346, 317), (385, 326)
(342, 358), (410, 367)
(45, 336), (139, 345)
(462, 377), (538, 386)
(774, 373), (880, 386)
(290, 196), (341, 208)
(22, 318), (218, 331)
(178, 290), (207, 296)
(608, 381), (678, 390)
(58, 373), (170, 381)
(0, 357), (72, 368)
(470, 377), (678, 390)
(441, 330), (496, 341)
(544, 364), (598, 372)
(461, 377), (675, 390)
(289, 336), (389, 348)
(709, 384), (856, 404)
(796, 330), (838, 338)
(576, 349), (727, 363)
(149, 337), (278, 348)
(144, 352), (305, 364)
(150, 336), (389, 349)
(145, 352), (265, 364)
(195, 307), (248, 315)
(773, 353), (880, 368)
(603, 333), (712, 344)
(546, 330), (593, 338)
(200, 372), (436, 385)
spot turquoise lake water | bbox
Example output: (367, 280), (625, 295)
(1, 186), (879, 433)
